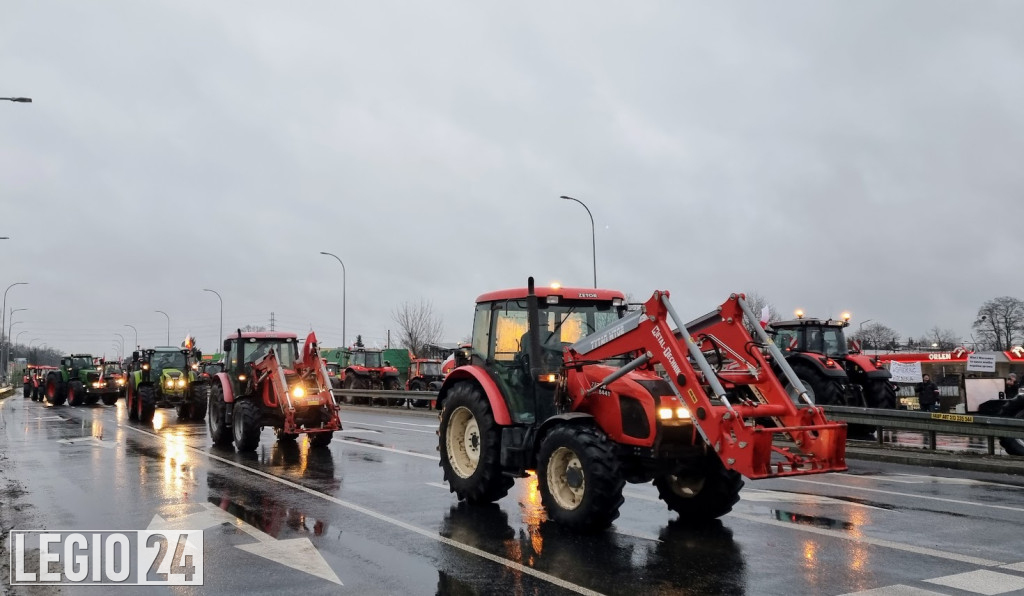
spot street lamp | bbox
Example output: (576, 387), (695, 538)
(0, 97), (32, 103)
(114, 333), (125, 360)
(559, 195), (597, 288)
(319, 252), (346, 348)
(155, 310), (170, 345)
(1, 282), (27, 382)
(124, 324), (138, 351)
(203, 289), (223, 353)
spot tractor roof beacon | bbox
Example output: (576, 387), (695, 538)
(435, 278), (848, 531)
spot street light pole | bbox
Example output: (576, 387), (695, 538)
(113, 333), (125, 360)
(124, 324), (138, 351)
(155, 310), (170, 345)
(1, 282), (27, 383)
(319, 252), (346, 348)
(858, 319), (874, 350)
(559, 195), (597, 288)
(203, 289), (223, 354)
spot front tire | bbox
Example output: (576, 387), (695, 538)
(438, 382), (513, 503)
(309, 432), (333, 448)
(67, 380), (85, 407)
(785, 362), (844, 406)
(208, 383), (233, 446)
(23, 383), (31, 397)
(232, 398), (261, 452)
(46, 373), (66, 406)
(537, 424), (624, 531)
(138, 385), (156, 423)
(653, 452), (745, 521)
(866, 379), (897, 409)
(127, 384), (139, 421)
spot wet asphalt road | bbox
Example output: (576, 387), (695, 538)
(2, 389), (1024, 596)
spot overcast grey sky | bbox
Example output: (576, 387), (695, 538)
(2, 1), (1023, 356)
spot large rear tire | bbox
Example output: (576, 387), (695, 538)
(438, 382), (513, 503)
(653, 451), (745, 521)
(45, 373), (66, 406)
(208, 383), (233, 446)
(23, 383), (31, 398)
(127, 384), (139, 421)
(232, 398), (261, 452)
(785, 362), (844, 406)
(190, 393), (207, 422)
(537, 424), (624, 531)
(999, 409), (1024, 456)
(101, 394), (118, 406)
(866, 379), (897, 409)
(138, 385), (156, 423)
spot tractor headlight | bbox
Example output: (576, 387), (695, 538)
(658, 407), (674, 420)
(116, 378), (125, 385)
(92, 381), (104, 389)
(676, 407), (690, 419)
(292, 385), (306, 399)
(166, 380), (175, 388)
(176, 378), (186, 388)
(141, 363), (150, 370)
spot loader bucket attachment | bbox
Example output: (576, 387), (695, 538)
(566, 291), (847, 480)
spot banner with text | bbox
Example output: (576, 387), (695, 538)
(889, 361), (923, 383)
(966, 353), (997, 373)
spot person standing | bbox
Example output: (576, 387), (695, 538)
(1005, 373), (1019, 398)
(916, 374), (941, 412)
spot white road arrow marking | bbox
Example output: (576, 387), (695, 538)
(56, 436), (118, 449)
(147, 503), (341, 585)
(34, 415), (66, 421)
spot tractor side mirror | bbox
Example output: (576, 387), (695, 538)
(455, 347), (471, 367)
(223, 339), (231, 352)
(132, 351), (140, 362)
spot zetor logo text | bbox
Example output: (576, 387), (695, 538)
(10, 530), (203, 586)
(577, 292), (598, 298)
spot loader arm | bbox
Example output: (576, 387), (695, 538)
(565, 291), (846, 479)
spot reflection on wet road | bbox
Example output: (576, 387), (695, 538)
(2, 394), (1024, 595)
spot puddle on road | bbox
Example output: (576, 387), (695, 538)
(771, 509), (854, 530)
(206, 491), (330, 540)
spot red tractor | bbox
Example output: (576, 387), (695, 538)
(436, 279), (847, 531)
(769, 313), (897, 409)
(342, 348), (401, 390)
(207, 330), (342, 452)
(406, 358), (443, 408)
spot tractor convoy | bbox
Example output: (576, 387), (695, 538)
(43, 354), (121, 406)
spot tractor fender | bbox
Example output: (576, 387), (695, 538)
(214, 372), (236, 404)
(437, 367), (512, 426)
(842, 354), (892, 379)
(786, 353), (848, 379)
(536, 412), (596, 447)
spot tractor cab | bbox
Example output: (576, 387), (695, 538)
(225, 333), (299, 389)
(65, 354), (95, 375)
(771, 318), (850, 359)
(350, 349), (383, 368)
(465, 284), (627, 424)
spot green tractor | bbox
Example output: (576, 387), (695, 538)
(44, 354), (120, 406)
(126, 346), (205, 423)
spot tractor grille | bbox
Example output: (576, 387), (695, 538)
(619, 396), (650, 439)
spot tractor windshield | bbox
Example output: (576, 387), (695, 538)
(103, 363), (123, 375)
(153, 352), (187, 371)
(488, 300), (623, 362)
(71, 357), (92, 369)
(242, 341), (298, 369)
(352, 351), (382, 368)
(774, 325), (849, 357)
(420, 362), (441, 376)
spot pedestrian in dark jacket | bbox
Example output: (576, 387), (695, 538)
(916, 374), (941, 412)
(1004, 373), (1019, 399)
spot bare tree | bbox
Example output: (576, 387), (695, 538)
(392, 300), (445, 356)
(851, 322), (901, 350)
(924, 326), (961, 350)
(973, 296), (1024, 351)
(240, 324), (267, 332)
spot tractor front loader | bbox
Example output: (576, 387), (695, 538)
(436, 279), (846, 531)
(208, 331), (342, 452)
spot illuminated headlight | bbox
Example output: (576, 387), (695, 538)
(658, 407), (674, 420)
(116, 379), (125, 385)
(291, 385), (306, 399)
(92, 382), (104, 388)
(537, 373), (559, 383)
(612, 298), (624, 307)
(676, 407), (690, 419)
(238, 374), (247, 382)
(141, 364), (150, 370)
(176, 379), (186, 388)
(166, 380), (175, 388)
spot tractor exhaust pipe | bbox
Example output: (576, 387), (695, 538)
(526, 277), (544, 378)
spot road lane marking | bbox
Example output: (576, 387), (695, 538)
(836, 473), (1023, 489)
(337, 429), (382, 435)
(925, 569), (1024, 593)
(386, 420), (438, 428)
(426, 482), (449, 489)
(781, 478), (1024, 514)
(840, 585), (947, 596)
(612, 529), (661, 543)
(337, 439), (438, 461)
(727, 512), (1004, 567)
(347, 421), (435, 434)
(1003, 562), (1024, 572)
(121, 425), (603, 596)
(149, 505), (343, 585)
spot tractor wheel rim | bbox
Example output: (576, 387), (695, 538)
(547, 446), (585, 511)
(446, 406), (480, 479)
(666, 474), (706, 498)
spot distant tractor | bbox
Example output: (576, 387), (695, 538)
(406, 358), (443, 408)
(324, 362), (343, 389)
(768, 313), (896, 409)
(101, 361), (128, 398)
(45, 354), (120, 406)
(207, 330), (342, 452)
(126, 347), (205, 423)
(436, 279), (846, 531)
(340, 348), (401, 405)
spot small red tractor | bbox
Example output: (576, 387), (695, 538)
(406, 358), (444, 407)
(769, 313), (897, 409)
(207, 330), (341, 452)
(436, 279), (847, 531)
(339, 347), (401, 405)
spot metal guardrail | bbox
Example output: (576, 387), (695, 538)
(822, 405), (1024, 455)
